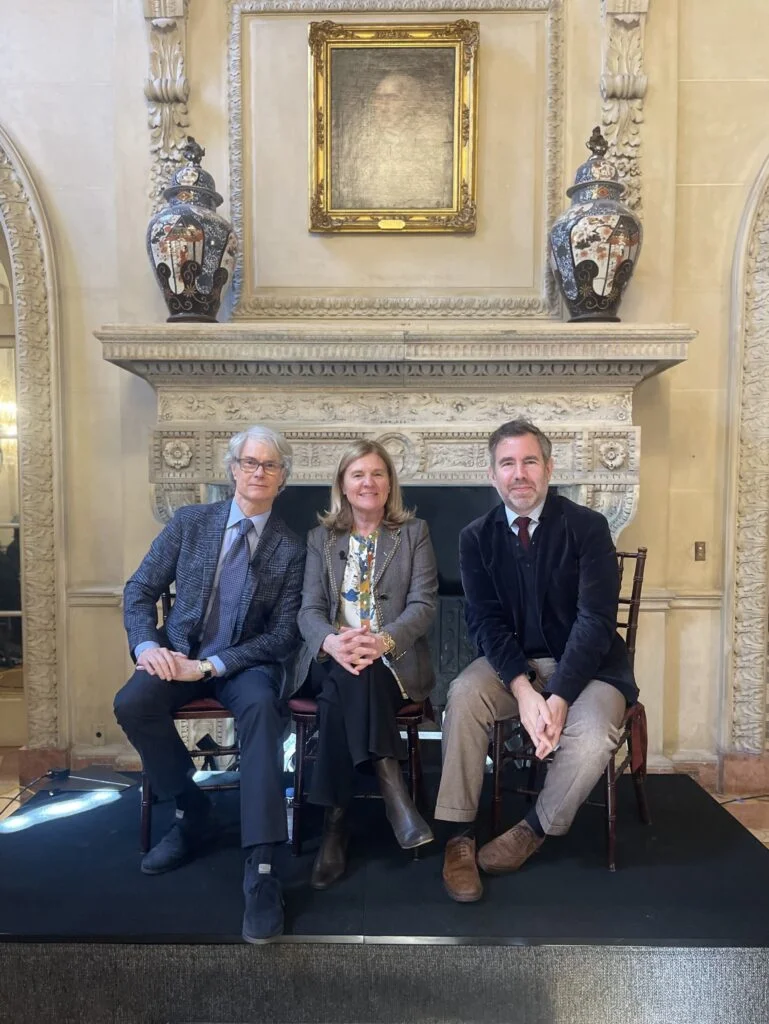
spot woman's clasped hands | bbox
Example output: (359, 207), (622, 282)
(321, 624), (389, 675)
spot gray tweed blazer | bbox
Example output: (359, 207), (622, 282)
(293, 517), (438, 701)
(123, 499), (306, 685)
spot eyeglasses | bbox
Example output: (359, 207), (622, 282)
(236, 458), (284, 475)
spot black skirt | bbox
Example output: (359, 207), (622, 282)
(308, 657), (409, 808)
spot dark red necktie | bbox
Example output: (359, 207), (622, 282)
(514, 516), (531, 551)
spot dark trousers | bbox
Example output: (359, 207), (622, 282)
(309, 659), (409, 809)
(114, 666), (287, 847)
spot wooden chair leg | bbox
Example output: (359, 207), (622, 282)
(291, 717), (308, 857)
(140, 770), (152, 855)
(629, 707), (652, 825)
(491, 720), (505, 836)
(407, 723), (421, 805)
(633, 771), (652, 826)
(605, 755), (617, 872)
(406, 723), (423, 862)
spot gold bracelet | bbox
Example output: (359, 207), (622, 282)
(379, 631), (396, 656)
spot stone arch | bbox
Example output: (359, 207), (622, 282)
(0, 125), (63, 750)
(724, 154), (769, 753)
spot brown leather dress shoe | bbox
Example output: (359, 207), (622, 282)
(477, 819), (544, 875)
(442, 835), (483, 903)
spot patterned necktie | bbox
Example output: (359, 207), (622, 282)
(198, 518), (255, 657)
(514, 516), (532, 551)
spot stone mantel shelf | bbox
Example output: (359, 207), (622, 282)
(98, 319), (693, 534)
(98, 321), (694, 389)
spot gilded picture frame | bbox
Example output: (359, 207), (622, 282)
(309, 20), (479, 234)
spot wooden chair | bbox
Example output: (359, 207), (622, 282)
(287, 695), (434, 859)
(490, 546), (650, 871)
(139, 590), (240, 854)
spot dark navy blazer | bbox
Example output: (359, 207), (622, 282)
(459, 492), (637, 705)
(123, 500), (306, 686)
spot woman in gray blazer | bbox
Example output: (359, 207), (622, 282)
(296, 439), (439, 889)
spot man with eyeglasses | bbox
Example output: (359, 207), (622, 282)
(114, 425), (305, 943)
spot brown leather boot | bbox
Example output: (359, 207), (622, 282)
(310, 806), (349, 890)
(442, 835), (483, 903)
(373, 757), (434, 850)
(477, 819), (544, 875)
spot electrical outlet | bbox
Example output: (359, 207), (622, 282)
(694, 541), (706, 562)
(93, 723), (106, 747)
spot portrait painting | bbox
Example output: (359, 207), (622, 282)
(309, 21), (479, 234)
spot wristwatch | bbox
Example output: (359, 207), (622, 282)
(198, 659), (214, 680)
(379, 632), (397, 657)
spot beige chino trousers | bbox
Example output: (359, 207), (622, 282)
(435, 656), (626, 835)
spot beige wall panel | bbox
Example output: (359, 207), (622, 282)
(633, 605), (668, 758)
(670, 289), (728, 391)
(0, 1), (114, 84)
(67, 604), (128, 750)
(664, 606), (720, 758)
(563, 0), (601, 174)
(187, 0), (231, 210)
(674, 184), (744, 292)
(666, 488), (720, 592)
(60, 287), (124, 586)
(240, 12), (547, 292)
(679, 0), (769, 81)
(678, 82), (769, 186)
(622, 375), (670, 588)
(617, 0), (679, 325)
(667, 388), (723, 494)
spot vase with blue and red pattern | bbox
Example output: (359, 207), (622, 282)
(548, 127), (642, 322)
(146, 137), (238, 323)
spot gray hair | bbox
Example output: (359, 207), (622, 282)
(224, 424), (293, 490)
(488, 419), (552, 464)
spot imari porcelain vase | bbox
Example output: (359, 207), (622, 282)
(548, 127), (642, 322)
(146, 137), (238, 323)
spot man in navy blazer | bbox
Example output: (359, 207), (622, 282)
(114, 425), (305, 942)
(436, 418), (637, 903)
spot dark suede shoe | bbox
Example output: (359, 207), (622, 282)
(242, 871), (285, 943)
(140, 817), (218, 875)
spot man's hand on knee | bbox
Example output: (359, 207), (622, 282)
(535, 694), (568, 759)
(136, 646), (181, 681)
(511, 675), (553, 758)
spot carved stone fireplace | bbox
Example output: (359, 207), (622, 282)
(99, 318), (691, 735)
(99, 320), (692, 535)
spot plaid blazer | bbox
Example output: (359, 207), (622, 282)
(294, 518), (438, 700)
(123, 500), (306, 685)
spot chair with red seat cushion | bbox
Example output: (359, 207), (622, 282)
(489, 546), (650, 870)
(137, 590), (241, 854)
(287, 695), (434, 858)
(139, 697), (238, 854)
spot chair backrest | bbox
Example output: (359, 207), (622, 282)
(615, 547), (647, 671)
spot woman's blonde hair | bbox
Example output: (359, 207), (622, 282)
(319, 439), (414, 532)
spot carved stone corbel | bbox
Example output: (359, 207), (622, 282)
(143, 0), (191, 210)
(600, 0), (649, 214)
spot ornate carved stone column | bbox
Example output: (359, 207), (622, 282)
(143, 0), (191, 210)
(600, 0), (650, 213)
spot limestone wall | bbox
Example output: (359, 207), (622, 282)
(0, 0), (767, 769)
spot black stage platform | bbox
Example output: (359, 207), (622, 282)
(2, 774), (769, 1023)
